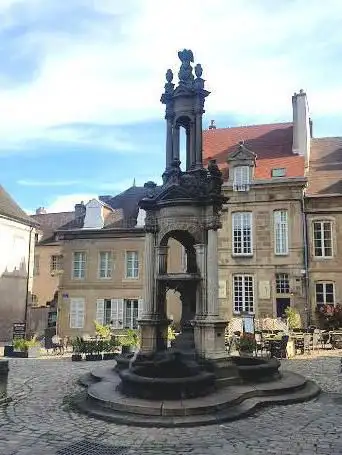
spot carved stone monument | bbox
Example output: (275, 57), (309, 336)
(138, 49), (228, 363)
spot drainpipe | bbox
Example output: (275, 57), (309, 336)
(24, 226), (34, 336)
(301, 195), (310, 327)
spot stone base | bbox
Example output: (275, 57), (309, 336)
(75, 366), (320, 427)
(138, 317), (171, 354)
(194, 318), (227, 360)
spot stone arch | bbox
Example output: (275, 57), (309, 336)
(159, 229), (197, 273)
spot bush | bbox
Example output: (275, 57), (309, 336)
(316, 304), (342, 330)
(121, 329), (139, 348)
(94, 321), (112, 339)
(236, 333), (256, 353)
(285, 307), (301, 329)
(13, 336), (40, 351)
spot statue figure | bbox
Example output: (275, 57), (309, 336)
(208, 158), (223, 195)
(178, 49), (194, 85)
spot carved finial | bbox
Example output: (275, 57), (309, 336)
(178, 49), (194, 85)
(195, 63), (203, 78)
(166, 69), (173, 83)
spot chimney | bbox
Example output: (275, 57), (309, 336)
(74, 201), (86, 219)
(292, 89), (311, 162)
(208, 120), (216, 130)
(35, 207), (47, 215)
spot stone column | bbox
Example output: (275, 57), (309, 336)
(156, 246), (169, 275)
(165, 117), (173, 168)
(206, 229), (219, 317)
(143, 232), (155, 317)
(195, 112), (203, 167)
(195, 243), (207, 316)
(172, 125), (180, 160)
(189, 120), (195, 169)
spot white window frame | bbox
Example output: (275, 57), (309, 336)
(124, 299), (139, 329)
(313, 220), (333, 258)
(275, 273), (290, 294)
(274, 210), (289, 255)
(315, 282), (335, 306)
(72, 252), (86, 279)
(125, 251), (139, 279)
(233, 275), (254, 313)
(69, 297), (85, 329)
(50, 254), (63, 272)
(233, 165), (250, 191)
(271, 168), (286, 178)
(98, 251), (113, 279)
(232, 212), (253, 256)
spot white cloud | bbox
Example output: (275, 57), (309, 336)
(46, 193), (96, 213)
(0, 0), (341, 150)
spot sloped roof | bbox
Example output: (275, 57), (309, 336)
(0, 185), (36, 226)
(203, 122), (305, 179)
(306, 137), (342, 196)
(31, 211), (75, 242)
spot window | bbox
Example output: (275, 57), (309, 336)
(233, 166), (250, 191)
(271, 168), (286, 178)
(99, 251), (112, 279)
(315, 282), (335, 306)
(33, 255), (40, 276)
(124, 299), (139, 329)
(232, 212), (252, 255)
(50, 255), (63, 272)
(96, 298), (143, 329)
(126, 251), (139, 278)
(276, 273), (290, 294)
(274, 210), (289, 255)
(313, 221), (332, 258)
(31, 294), (38, 307)
(233, 275), (254, 313)
(72, 252), (86, 279)
(47, 311), (57, 328)
(69, 298), (85, 328)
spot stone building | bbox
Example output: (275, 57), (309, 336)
(30, 207), (75, 307)
(305, 137), (342, 318)
(203, 90), (342, 326)
(0, 185), (37, 342)
(56, 187), (182, 339)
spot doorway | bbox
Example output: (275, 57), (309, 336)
(276, 298), (290, 318)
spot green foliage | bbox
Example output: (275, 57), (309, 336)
(94, 321), (112, 339)
(168, 326), (176, 342)
(285, 307), (301, 329)
(71, 337), (83, 354)
(13, 335), (40, 351)
(236, 333), (256, 353)
(72, 337), (119, 355)
(121, 329), (139, 347)
(316, 304), (342, 330)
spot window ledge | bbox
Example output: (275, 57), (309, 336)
(232, 254), (253, 258)
(274, 253), (289, 257)
(312, 256), (333, 260)
(123, 277), (139, 281)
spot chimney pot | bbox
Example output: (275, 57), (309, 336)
(35, 207), (47, 215)
(74, 201), (86, 219)
(208, 120), (216, 130)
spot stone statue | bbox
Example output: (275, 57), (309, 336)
(178, 49), (194, 85)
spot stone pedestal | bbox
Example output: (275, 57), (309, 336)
(138, 317), (170, 355)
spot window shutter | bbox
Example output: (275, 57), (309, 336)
(96, 299), (105, 324)
(138, 298), (144, 320)
(70, 298), (85, 328)
(110, 299), (124, 329)
(118, 299), (124, 327)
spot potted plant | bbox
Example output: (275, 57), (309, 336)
(71, 337), (83, 361)
(25, 336), (41, 358)
(168, 325), (176, 347)
(236, 333), (256, 356)
(285, 307), (302, 330)
(121, 329), (139, 355)
(12, 339), (28, 358)
(94, 321), (112, 339)
(103, 337), (119, 360)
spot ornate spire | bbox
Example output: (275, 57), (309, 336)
(178, 49), (194, 86)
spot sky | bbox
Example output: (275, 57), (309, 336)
(0, 0), (341, 214)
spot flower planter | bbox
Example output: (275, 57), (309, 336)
(11, 351), (28, 358)
(71, 354), (83, 362)
(85, 354), (103, 361)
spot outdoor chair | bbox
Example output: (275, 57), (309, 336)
(312, 330), (323, 351)
(303, 333), (312, 354)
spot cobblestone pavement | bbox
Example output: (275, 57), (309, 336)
(1, 351), (342, 455)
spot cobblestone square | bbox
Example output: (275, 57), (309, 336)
(1, 352), (342, 454)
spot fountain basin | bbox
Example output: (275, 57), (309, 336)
(230, 356), (280, 382)
(119, 366), (215, 400)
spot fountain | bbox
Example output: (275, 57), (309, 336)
(75, 50), (320, 426)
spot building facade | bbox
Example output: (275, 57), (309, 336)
(0, 186), (37, 342)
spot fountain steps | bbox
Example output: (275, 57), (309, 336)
(74, 369), (320, 427)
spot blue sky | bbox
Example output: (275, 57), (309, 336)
(0, 0), (341, 213)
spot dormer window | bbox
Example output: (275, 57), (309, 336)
(233, 166), (250, 191)
(271, 168), (286, 178)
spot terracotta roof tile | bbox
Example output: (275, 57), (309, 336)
(203, 122), (305, 179)
(307, 137), (342, 196)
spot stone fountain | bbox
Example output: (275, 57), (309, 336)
(75, 50), (320, 427)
